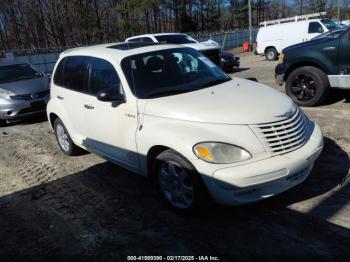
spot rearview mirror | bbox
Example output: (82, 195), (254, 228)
(97, 87), (125, 103)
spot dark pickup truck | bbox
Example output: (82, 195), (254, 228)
(275, 27), (350, 106)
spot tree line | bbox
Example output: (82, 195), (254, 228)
(0, 0), (349, 51)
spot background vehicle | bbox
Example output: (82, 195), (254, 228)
(126, 33), (240, 72)
(256, 13), (343, 61)
(47, 43), (323, 212)
(275, 28), (350, 107)
(0, 62), (50, 125)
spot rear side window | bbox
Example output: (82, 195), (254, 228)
(89, 58), (121, 94)
(63, 56), (89, 92)
(128, 38), (143, 43)
(308, 22), (324, 34)
(142, 37), (154, 43)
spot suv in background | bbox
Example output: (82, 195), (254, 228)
(126, 33), (240, 72)
(275, 27), (349, 106)
(0, 62), (50, 125)
(47, 42), (323, 212)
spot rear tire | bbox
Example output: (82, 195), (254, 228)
(152, 149), (211, 213)
(286, 66), (330, 107)
(54, 118), (81, 156)
(265, 48), (278, 61)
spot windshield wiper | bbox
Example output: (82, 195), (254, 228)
(17, 76), (39, 81)
(144, 89), (190, 99)
(202, 78), (230, 88)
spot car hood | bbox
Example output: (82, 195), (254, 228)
(182, 40), (221, 51)
(283, 37), (333, 53)
(141, 78), (295, 125)
(0, 76), (49, 95)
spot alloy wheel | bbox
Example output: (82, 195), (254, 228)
(158, 161), (194, 209)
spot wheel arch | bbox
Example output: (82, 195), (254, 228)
(49, 112), (59, 129)
(146, 145), (170, 180)
(264, 46), (277, 53)
(284, 62), (328, 81)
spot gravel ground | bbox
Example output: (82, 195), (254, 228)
(0, 52), (349, 260)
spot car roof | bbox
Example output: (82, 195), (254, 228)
(126, 33), (186, 39)
(59, 42), (188, 63)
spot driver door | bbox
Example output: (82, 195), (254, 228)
(83, 57), (139, 172)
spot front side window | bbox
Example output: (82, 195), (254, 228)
(0, 64), (43, 84)
(128, 38), (143, 43)
(121, 47), (230, 99)
(63, 56), (89, 92)
(154, 34), (197, 44)
(89, 58), (120, 94)
(308, 22), (324, 34)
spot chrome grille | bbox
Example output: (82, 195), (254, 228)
(251, 108), (310, 155)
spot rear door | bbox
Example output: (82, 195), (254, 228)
(54, 56), (90, 144)
(83, 57), (140, 171)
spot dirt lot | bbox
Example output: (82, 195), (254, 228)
(0, 52), (349, 260)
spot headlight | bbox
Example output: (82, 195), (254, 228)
(0, 88), (13, 99)
(193, 142), (252, 164)
(279, 53), (285, 62)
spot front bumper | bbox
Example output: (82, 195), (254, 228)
(275, 63), (286, 86)
(0, 96), (49, 120)
(202, 122), (323, 205)
(220, 57), (240, 71)
(275, 74), (284, 86)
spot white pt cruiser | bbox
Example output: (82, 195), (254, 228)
(47, 43), (324, 211)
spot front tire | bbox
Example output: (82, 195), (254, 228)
(286, 66), (330, 107)
(153, 149), (211, 212)
(265, 48), (278, 61)
(54, 118), (81, 156)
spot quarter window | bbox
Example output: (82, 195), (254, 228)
(308, 22), (324, 34)
(53, 58), (67, 86)
(89, 58), (121, 95)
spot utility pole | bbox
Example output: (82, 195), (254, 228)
(248, 0), (252, 51)
(300, 0), (303, 15)
(337, 0), (341, 22)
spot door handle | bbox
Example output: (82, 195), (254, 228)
(84, 104), (95, 110)
(57, 95), (64, 100)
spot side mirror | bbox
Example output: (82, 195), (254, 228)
(97, 87), (125, 103)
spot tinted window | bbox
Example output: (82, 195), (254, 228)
(128, 38), (143, 43)
(142, 37), (154, 43)
(154, 34), (197, 44)
(53, 58), (67, 86)
(64, 56), (89, 92)
(0, 64), (43, 84)
(308, 22), (324, 34)
(89, 58), (120, 94)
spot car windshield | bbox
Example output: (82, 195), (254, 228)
(313, 28), (347, 39)
(121, 47), (231, 99)
(321, 18), (344, 31)
(0, 64), (43, 84)
(154, 34), (197, 44)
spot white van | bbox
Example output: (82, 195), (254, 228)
(256, 17), (343, 61)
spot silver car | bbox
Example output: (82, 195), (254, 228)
(0, 63), (50, 125)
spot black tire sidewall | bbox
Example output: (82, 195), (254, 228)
(54, 118), (74, 156)
(286, 66), (329, 107)
(152, 149), (211, 213)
